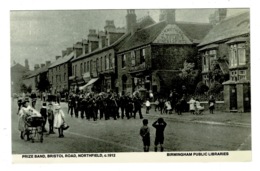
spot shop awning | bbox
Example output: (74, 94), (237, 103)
(79, 78), (99, 90)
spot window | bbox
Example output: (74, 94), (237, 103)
(100, 57), (103, 71)
(90, 60), (92, 73)
(80, 63), (83, 75)
(64, 73), (66, 81)
(105, 55), (109, 70)
(87, 61), (90, 72)
(75, 64), (77, 76)
(203, 51), (209, 72)
(110, 54), (115, 69)
(96, 58), (99, 72)
(122, 54), (126, 68)
(140, 49), (145, 64)
(84, 62), (86, 73)
(230, 44), (237, 67)
(230, 71), (238, 81)
(238, 70), (246, 80)
(72, 65), (74, 76)
(238, 43), (246, 65)
(203, 75), (209, 86)
(131, 51), (136, 66)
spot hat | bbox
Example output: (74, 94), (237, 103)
(54, 104), (61, 110)
(23, 97), (30, 104)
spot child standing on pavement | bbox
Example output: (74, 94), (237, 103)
(152, 118), (167, 152)
(140, 119), (150, 152)
(145, 99), (151, 114)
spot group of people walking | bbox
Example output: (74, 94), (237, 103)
(67, 91), (144, 121)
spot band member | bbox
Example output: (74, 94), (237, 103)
(133, 94), (143, 119)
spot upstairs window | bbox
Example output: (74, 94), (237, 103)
(105, 55), (109, 70)
(87, 61), (90, 72)
(140, 48), (146, 64)
(238, 43), (246, 65)
(238, 70), (246, 80)
(131, 51), (136, 66)
(96, 58), (99, 72)
(122, 54), (126, 68)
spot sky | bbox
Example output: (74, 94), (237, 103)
(10, 8), (249, 70)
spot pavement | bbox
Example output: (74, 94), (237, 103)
(140, 107), (251, 128)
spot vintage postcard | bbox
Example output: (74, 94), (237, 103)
(10, 8), (251, 163)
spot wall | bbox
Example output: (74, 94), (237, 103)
(48, 63), (69, 93)
(151, 44), (197, 70)
(117, 46), (151, 95)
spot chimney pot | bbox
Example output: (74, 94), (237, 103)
(56, 56), (61, 60)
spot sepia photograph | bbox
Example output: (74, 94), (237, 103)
(10, 7), (251, 162)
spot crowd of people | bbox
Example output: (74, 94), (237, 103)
(15, 89), (216, 152)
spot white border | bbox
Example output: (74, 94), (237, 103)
(1, 0), (260, 170)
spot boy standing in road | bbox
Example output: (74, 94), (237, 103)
(140, 119), (150, 152)
(152, 118), (167, 152)
(47, 102), (55, 134)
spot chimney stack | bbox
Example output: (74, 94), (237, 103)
(62, 50), (67, 57)
(56, 56), (61, 60)
(46, 61), (51, 66)
(209, 9), (227, 25)
(34, 64), (40, 70)
(88, 29), (99, 53)
(126, 9), (137, 35)
(25, 59), (29, 70)
(159, 9), (176, 24)
(98, 31), (106, 49)
(66, 47), (73, 55)
(73, 42), (83, 58)
(104, 20), (116, 32)
(41, 64), (45, 68)
(82, 39), (88, 54)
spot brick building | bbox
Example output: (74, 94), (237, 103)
(70, 13), (155, 93)
(48, 48), (74, 94)
(117, 9), (212, 96)
(198, 10), (250, 112)
(198, 10), (250, 86)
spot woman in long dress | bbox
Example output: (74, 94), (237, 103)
(18, 98), (41, 140)
(53, 104), (65, 138)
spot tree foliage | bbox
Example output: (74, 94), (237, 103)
(36, 74), (50, 92)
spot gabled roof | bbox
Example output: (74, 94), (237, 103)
(118, 21), (212, 53)
(199, 12), (249, 46)
(136, 15), (156, 29)
(49, 51), (74, 68)
(176, 22), (212, 43)
(118, 21), (167, 52)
